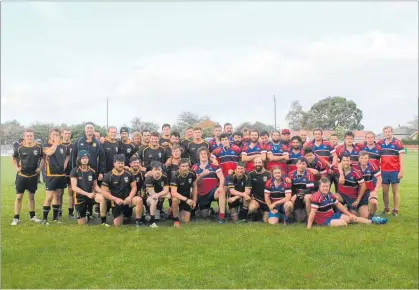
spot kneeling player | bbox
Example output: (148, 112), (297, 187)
(70, 151), (109, 226)
(226, 162), (251, 222)
(264, 167), (293, 225)
(101, 154), (144, 227)
(170, 159), (198, 227)
(307, 177), (388, 229)
(144, 161), (171, 228)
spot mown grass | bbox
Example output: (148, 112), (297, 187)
(1, 155), (418, 289)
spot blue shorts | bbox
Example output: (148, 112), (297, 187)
(268, 204), (285, 219)
(382, 171), (400, 185)
(324, 213), (342, 225)
(340, 192), (370, 211)
(198, 189), (216, 209)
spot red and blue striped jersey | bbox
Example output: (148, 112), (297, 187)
(337, 168), (364, 198)
(241, 143), (267, 173)
(287, 148), (304, 173)
(266, 142), (289, 173)
(357, 142), (382, 168)
(192, 162), (221, 196)
(211, 145), (242, 176)
(279, 140), (291, 151)
(264, 178), (291, 201)
(209, 138), (222, 152)
(305, 139), (335, 164)
(335, 144), (362, 169)
(288, 170), (316, 195)
(358, 162), (381, 191)
(307, 155), (328, 177)
(377, 138), (404, 172)
(311, 191), (338, 225)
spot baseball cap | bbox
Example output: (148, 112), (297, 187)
(281, 129), (291, 134)
(120, 127), (129, 134)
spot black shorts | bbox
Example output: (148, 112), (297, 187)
(228, 198), (242, 209)
(179, 200), (192, 212)
(75, 202), (93, 219)
(198, 189), (216, 209)
(254, 198), (269, 212)
(45, 176), (66, 191)
(111, 204), (130, 218)
(15, 174), (38, 194)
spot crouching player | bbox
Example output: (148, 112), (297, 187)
(225, 162), (251, 222)
(264, 167), (293, 225)
(307, 177), (388, 229)
(170, 158), (198, 227)
(70, 150), (109, 226)
(358, 151), (382, 218)
(101, 154), (144, 227)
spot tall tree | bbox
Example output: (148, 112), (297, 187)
(285, 101), (307, 130)
(31, 122), (56, 143)
(1, 120), (24, 145)
(130, 117), (159, 133)
(173, 111), (203, 135)
(236, 121), (275, 133)
(407, 115), (418, 130)
(305, 96), (364, 131)
(69, 122), (107, 140)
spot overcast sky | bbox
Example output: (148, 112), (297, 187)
(2, 2), (418, 133)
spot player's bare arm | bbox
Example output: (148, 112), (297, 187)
(71, 177), (94, 199)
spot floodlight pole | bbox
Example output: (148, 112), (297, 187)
(273, 95), (277, 129)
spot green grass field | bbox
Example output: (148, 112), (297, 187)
(1, 155), (418, 289)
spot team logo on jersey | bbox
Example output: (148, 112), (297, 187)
(127, 148), (131, 153)
(106, 148), (110, 151)
(88, 175), (93, 181)
(136, 177), (140, 182)
(93, 143), (96, 147)
(60, 148), (64, 154)
(81, 143), (84, 146)
(115, 147), (118, 152)
(161, 181), (165, 187)
(241, 181), (244, 187)
(263, 176), (268, 182)
(188, 178), (192, 184)
(33, 150), (38, 155)
(124, 176), (129, 183)
(158, 152), (162, 158)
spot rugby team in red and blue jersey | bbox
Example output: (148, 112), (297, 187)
(12, 122), (397, 228)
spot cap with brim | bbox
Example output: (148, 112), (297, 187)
(281, 129), (291, 134)
(77, 150), (89, 164)
(120, 127), (129, 134)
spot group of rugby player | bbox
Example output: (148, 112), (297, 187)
(12, 121), (402, 228)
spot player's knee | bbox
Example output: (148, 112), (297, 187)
(304, 195), (311, 202)
(268, 218), (278, 225)
(135, 197), (143, 206)
(16, 194), (24, 201)
(172, 198), (179, 205)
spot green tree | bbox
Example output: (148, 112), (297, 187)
(130, 117), (159, 133)
(1, 120), (24, 145)
(69, 122), (107, 141)
(236, 121), (275, 133)
(407, 115), (418, 130)
(172, 112), (202, 135)
(30, 122), (56, 143)
(285, 101), (308, 130)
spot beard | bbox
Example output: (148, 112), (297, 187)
(255, 165), (263, 172)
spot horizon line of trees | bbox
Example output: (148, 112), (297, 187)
(2, 96), (417, 145)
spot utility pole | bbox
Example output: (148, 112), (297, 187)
(106, 97), (109, 128)
(273, 95), (277, 129)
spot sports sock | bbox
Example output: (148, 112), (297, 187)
(29, 211), (35, 218)
(69, 208), (74, 215)
(43, 206), (51, 220)
(52, 205), (60, 220)
(101, 216), (107, 224)
(14, 214), (20, 220)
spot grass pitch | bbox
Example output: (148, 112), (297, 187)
(1, 155), (418, 289)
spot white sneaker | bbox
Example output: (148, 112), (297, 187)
(41, 220), (50, 226)
(30, 216), (42, 223)
(11, 218), (19, 226)
(101, 223), (110, 228)
(149, 222), (158, 228)
(155, 211), (161, 220)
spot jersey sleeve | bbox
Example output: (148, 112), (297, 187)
(170, 173), (178, 187)
(329, 193), (339, 204)
(70, 168), (77, 178)
(310, 192), (321, 208)
(163, 175), (169, 186)
(354, 170), (365, 184)
(144, 176), (154, 189)
(284, 180), (292, 194)
(225, 175), (234, 188)
(396, 140), (405, 153)
(92, 170), (98, 181)
(245, 174), (252, 189)
(102, 172), (111, 187)
(12, 146), (19, 158)
(264, 179), (272, 193)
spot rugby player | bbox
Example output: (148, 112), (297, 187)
(41, 128), (70, 225)
(328, 133), (340, 192)
(101, 154), (144, 227)
(246, 157), (272, 223)
(11, 129), (43, 225)
(170, 158), (198, 226)
(241, 130), (267, 173)
(223, 123), (234, 139)
(303, 148), (329, 178)
(242, 127), (250, 144)
(192, 147), (226, 223)
(226, 162), (251, 222)
(357, 151), (381, 218)
(307, 177), (388, 229)
(160, 124), (171, 147)
(181, 126), (194, 159)
(137, 130), (151, 160)
(377, 126), (404, 216)
(165, 132), (182, 159)
(144, 161), (171, 228)
(209, 125), (223, 152)
(357, 131), (381, 169)
(128, 156), (145, 226)
(264, 167), (293, 225)
(279, 129), (291, 150)
(70, 151), (109, 226)
(165, 145), (182, 181)
(259, 131), (271, 147)
(141, 132), (168, 171)
(119, 127), (138, 166)
(186, 127), (210, 166)
(299, 130), (308, 143)
(132, 131), (142, 147)
(266, 131), (289, 173)
(62, 128), (75, 218)
(335, 131), (361, 170)
(329, 133), (339, 148)
(211, 133), (242, 176)
(232, 132), (244, 148)
(304, 128), (337, 167)
(288, 157), (316, 222)
(335, 153), (367, 216)
(102, 127), (121, 174)
(287, 136), (304, 173)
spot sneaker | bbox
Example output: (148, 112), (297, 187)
(381, 208), (390, 215)
(41, 220), (50, 226)
(145, 214), (151, 222)
(372, 216), (388, 225)
(173, 221), (180, 228)
(53, 220), (63, 224)
(149, 222), (158, 228)
(11, 218), (19, 226)
(218, 218), (225, 224)
(239, 219), (248, 224)
(283, 219), (289, 226)
(155, 211), (161, 221)
(30, 216), (42, 223)
(68, 214), (76, 219)
(101, 223), (110, 228)
(135, 221), (142, 228)
(392, 210), (399, 216)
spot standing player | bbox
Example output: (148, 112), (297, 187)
(192, 147), (226, 223)
(181, 126), (194, 159)
(358, 151), (382, 218)
(102, 127), (121, 174)
(232, 132), (244, 148)
(160, 124), (171, 147)
(226, 162), (251, 222)
(287, 136), (304, 173)
(335, 131), (361, 169)
(241, 130), (267, 173)
(101, 154), (144, 227)
(187, 127), (210, 166)
(307, 177), (387, 229)
(378, 126), (404, 216)
(119, 127), (138, 166)
(259, 131), (271, 147)
(211, 133), (242, 176)
(242, 128), (250, 144)
(209, 125), (223, 152)
(144, 161), (171, 228)
(70, 151), (109, 226)
(132, 131), (142, 147)
(304, 128), (337, 167)
(62, 128), (75, 219)
(288, 158), (316, 222)
(329, 133), (340, 192)
(223, 123), (234, 140)
(266, 131), (289, 174)
(335, 154), (367, 216)
(299, 130), (308, 144)
(246, 157), (272, 223)
(170, 159), (198, 226)
(264, 167), (293, 225)
(11, 129), (43, 225)
(357, 131), (382, 169)
(329, 134), (339, 148)
(41, 128), (70, 225)
(279, 129), (291, 150)
(141, 132), (168, 171)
